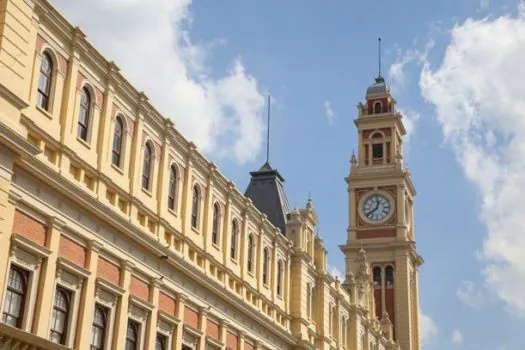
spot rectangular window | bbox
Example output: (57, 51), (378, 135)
(156, 333), (167, 350)
(2, 265), (29, 328)
(372, 143), (383, 159)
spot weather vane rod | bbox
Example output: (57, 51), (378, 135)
(266, 95), (271, 164)
(378, 37), (382, 78)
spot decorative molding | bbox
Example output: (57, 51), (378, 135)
(129, 294), (154, 312)
(57, 257), (91, 279)
(10, 233), (51, 259)
(96, 277), (125, 296)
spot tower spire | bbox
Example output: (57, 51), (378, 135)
(266, 95), (271, 164)
(378, 37), (382, 78)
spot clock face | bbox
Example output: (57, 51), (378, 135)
(362, 193), (391, 222)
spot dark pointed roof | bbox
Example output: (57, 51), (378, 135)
(244, 162), (291, 235)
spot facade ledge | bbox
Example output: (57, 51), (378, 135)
(57, 257), (91, 279)
(96, 277), (125, 296)
(206, 336), (224, 348)
(11, 233), (51, 258)
(158, 310), (180, 326)
(0, 120), (41, 159)
(183, 324), (203, 338)
(129, 294), (155, 311)
(0, 83), (29, 110)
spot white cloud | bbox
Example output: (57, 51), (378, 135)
(419, 4), (525, 315)
(324, 100), (335, 125)
(451, 329), (463, 344)
(420, 310), (438, 344)
(396, 108), (420, 162)
(50, 0), (265, 164)
(327, 264), (344, 281)
(388, 40), (434, 90)
(457, 280), (485, 308)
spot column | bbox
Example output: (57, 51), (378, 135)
(128, 92), (147, 197)
(202, 169), (214, 249)
(96, 62), (118, 173)
(222, 189), (233, 265)
(181, 144), (196, 235)
(112, 260), (134, 350)
(219, 320), (229, 350)
(58, 27), (84, 147)
(156, 121), (172, 216)
(146, 278), (162, 349)
(76, 240), (103, 350)
(173, 293), (188, 350)
(348, 188), (356, 241)
(198, 306), (208, 350)
(33, 216), (65, 337)
(239, 331), (246, 350)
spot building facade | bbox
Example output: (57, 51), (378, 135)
(0, 1), (422, 350)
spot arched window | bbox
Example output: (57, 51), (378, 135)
(311, 286), (316, 318)
(91, 305), (107, 350)
(374, 101), (382, 114)
(125, 320), (139, 350)
(37, 52), (53, 110)
(329, 305), (333, 335)
(230, 219), (238, 260)
(247, 234), (254, 273)
(385, 266), (394, 287)
(373, 266), (382, 288)
(262, 247), (270, 285)
(2, 265), (28, 328)
(77, 87), (91, 141)
(212, 203), (220, 245)
(142, 142), (153, 190)
(112, 116), (124, 167)
(168, 166), (177, 210)
(331, 306), (337, 338)
(191, 185), (199, 229)
(277, 260), (284, 296)
(156, 334), (167, 350)
(50, 287), (71, 345)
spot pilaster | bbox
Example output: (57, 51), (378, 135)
(33, 216), (65, 337)
(173, 293), (188, 350)
(128, 92), (147, 197)
(76, 239), (103, 350)
(146, 278), (162, 349)
(181, 143), (196, 235)
(112, 260), (134, 350)
(0, 150), (17, 295)
(198, 306), (208, 350)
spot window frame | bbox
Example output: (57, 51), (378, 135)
(191, 185), (200, 229)
(112, 116), (125, 168)
(262, 247), (270, 286)
(142, 142), (154, 191)
(276, 259), (284, 297)
(90, 304), (108, 350)
(49, 286), (72, 345)
(168, 165), (177, 211)
(211, 202), (220, 246)
(37, 51), (53, 111)
(2, 264), (29, 329)
(126, 319), (140, 350)
(93, 277), (125, 350)
(230, 219), (238, 260)
(247, 234), (254, 274)
(77, 86), (92, 142)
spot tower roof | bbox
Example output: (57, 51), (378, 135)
(244, 161), (291, 235)
(366, 76), (390, 96)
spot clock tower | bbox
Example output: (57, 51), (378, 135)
(340, 73), (423, 350)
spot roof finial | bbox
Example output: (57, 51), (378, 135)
(378, 37), (382, 78)
(266, 95), (271, 164)
(308, 190), (312, 201)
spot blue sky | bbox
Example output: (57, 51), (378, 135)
(53, 0), (525, 348)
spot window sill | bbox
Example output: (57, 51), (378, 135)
(191, 227), (200, 235)
(111, 163), (124, 175)
(76, 136), (91, 149)
(211, 243), (220, 251)
(36, 105), (53, 120)
(167, 207), (178, 217)
(247, 271), (254, 278)
(141, 187), (153, 197)
(229, 258), (238, 265)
